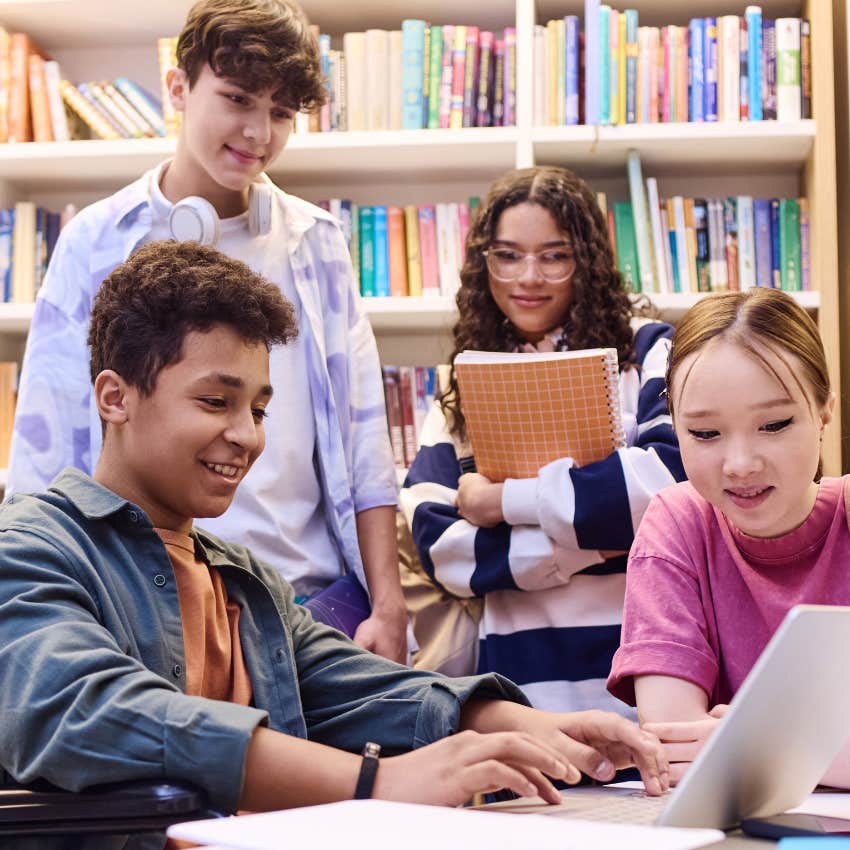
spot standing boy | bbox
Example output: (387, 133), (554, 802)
(0, 241), (667, 850)
(6, 0), (407, 661)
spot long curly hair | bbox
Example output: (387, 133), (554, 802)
(442, 166), (637, 440)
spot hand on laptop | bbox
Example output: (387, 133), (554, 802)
(460, 701), (670, 797)
(642, 704), (729, 784)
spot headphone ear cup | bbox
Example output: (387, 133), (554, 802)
(248, 183), (272, 237)
(168, 196), (221, 245)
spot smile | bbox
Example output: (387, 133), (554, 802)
(225, 145), (262, 163)
(725, 485), (773, 509)
(510, 295), (550, 307)
(202, 461), (242, 479)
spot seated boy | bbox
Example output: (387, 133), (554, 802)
(0, 242), (666, 849)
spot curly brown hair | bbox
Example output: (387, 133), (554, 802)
(442, 166), (636, 440)
(176, 0), (326, 112)
(89, 240), (298, 395)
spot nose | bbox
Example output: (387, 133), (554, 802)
(722, 436), (764, 478)
(244, 110), (271, 145)
(224, 406), (261, 454)
(516, 255), (543, 285)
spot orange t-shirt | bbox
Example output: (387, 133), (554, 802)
(154, 528), (252, 706)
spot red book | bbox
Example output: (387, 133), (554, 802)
(399, 366), (418, 466)
(381, 366), (405, 468)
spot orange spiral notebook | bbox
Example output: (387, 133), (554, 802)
(454, 348), (625, 481)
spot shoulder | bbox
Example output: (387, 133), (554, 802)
(629, 318), (674, 364)
(631, 482), (718, 556)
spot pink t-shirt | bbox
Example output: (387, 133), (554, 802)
(608, 476), (850, 707)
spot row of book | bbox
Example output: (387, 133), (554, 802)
(307, 22), (517, 133)
(614, 152), (807, 294)
(0, 29), (166, 143)
(381, 365), (438, 469)
(0, 202), (76, 302)
(319, 198), (479, 299)
(544, 7), (809, 127)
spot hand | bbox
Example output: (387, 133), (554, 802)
(374, 729), (576, 806)
(642, 704), (729, 784)
(352, 605), (409, 664)
(456, 473), (504, 528)
(461, 702), (669, 796)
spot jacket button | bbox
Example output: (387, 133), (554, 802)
(172, 664), (182, 678)
(127, 510), (140, 523)
(275, 648), (285, 662)
(153, 574), (166, 587)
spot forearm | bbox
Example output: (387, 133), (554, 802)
(634, 675), (710, 724)
(356, 505), (405, 614)
(240, 727), (362, 810)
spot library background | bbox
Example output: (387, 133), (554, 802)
(0, 0), (847, 479)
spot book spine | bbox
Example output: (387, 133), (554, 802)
(11, 201), (35, 303)
(0, 29), (10, 144)
(0, 209), (13, 303)
(554, 20), (565, 126)
(421, 24), (431, 128)
(8, 33), (34, 143)
(608, 9), (619, 125)
(753, 198), (772, 288)
(389, 30), (404, 131)
(689, 18), (704, 122)
(624, 10), (638, 124)
(626, 150), (655, 291)
(661, 26), (671, 123)
(343, 32), (366, 131)
(736, 195), (756, 289)
(565, 16), (580, 125)
(476, 31), (494, 127)
(719, 15), (740, 121)
(504, 27), (516, 126)
(358, 206), (376, 297)
(318, 33), (331, 132)
(28, 54), (53, 142)
(775, 18), (801, 122)
(365, 29), (390, 131)
(684, 197), (698, 288)
(373, 205), (390, 297)
(398, 366), (418, 467)
(770, 197), (781, 288)
(584, 0), (601, 125)
(381, 367), (406, 468)
(102, 80), (155, 137)
(613, 201), (639, 290)
(645, 177), (668, 292)
(78, 81), (130, 137)
(739, 15), (749, 122)
(724, 197), (740, 291)
(462, 26), (479, 127)
(801, 20), (811, 119)
(693, 199), (711, 292)
(799, 197), (810, 291)
(59, 80), (120, 140)
(762, 19), (777, 120)
(418, 205), (440, 296)
(599, 6), (610, 125)
(746, 6), (763, 121)
(493, 39), (505, 126)
(672, 196), (691, 291)
(648, 27), (659, 123)
(426, 25), (443, 129)
(704, 17), (718, 122)
(705, 198), (724, 290)
(404, 205), (423, 296)
(387, 205), (408, 297)
(157, 36), (180, 136)
(779, 197), (801, 291)
(114, 77), (166, 136)
(452, 24), (472, 125)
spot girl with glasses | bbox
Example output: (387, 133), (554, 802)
(400, 166), (685, 717)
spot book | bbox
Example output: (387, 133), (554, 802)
(343, 32), (366, 131)
(626, 150), (654, 291)
(746, 6), (763, 121)
(799, 196), (811, 291)
(387, 205), (408, 297)
(762, 19), (777, 120)
(388, 30), (403, 131)
(613, 201), (639, 290)
(426, 25), (443, 129)
(753, 198), (772, 288)
(736, 195), (756, 289)
(365, 29), (390, 131)
(0, 29), (10, 143)
(462, 25), (479, 127)
(381, 366), (405, 468)
(704, 17), (718, 122)
(28, 54), (52, 142)
(114, 77), (165, 137)
(373, 205), (390, 297)
(779, 197), (801, 291)
(454, 348), (626, 481)
(358, 206), (376, 297)
(417, 205), (440, 296)
(689, 18), (705, 122)
(59, 79), (119, 140)
(775, 18), (801, 122)
(448, 24), (467, 129)
(401, 20), (426, 130)
(801, 19), (811, 119)
(565, 16), (580, 125)
(584, 0), (600, 125)
(403, 205), (423, 296)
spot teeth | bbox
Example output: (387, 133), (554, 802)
(205, 462), (238, 477)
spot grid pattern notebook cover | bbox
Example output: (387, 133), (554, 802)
(455, 348), (625, 481)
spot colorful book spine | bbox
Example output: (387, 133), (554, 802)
(693, 199), (711, 292)
(719, 15), (740, 122)
(114, 77), (165, 137)
(689, 18), (705, 122)
(418, 206), (440, 296)
(503, 27), (516, 126)
(421, 24), (431, 128)
(0, 29), (10, 144)
(387, 206), (408, 297)
(624, 10), (638, 124)
(775, 18), (801, 122)
(554, 19), (565, 126)
(736, 195), (756, 289)
(608, 9), (619, 124)
(318, 33), (331, 132)
(746, 6), (763, 121)
(778, 197), (801, 291)
(799, 197), (810, 291)
(448, 24), (467, 129)
(739, 15), (749, 121)
(359, 206), (376, 297)
(462, 26), (479, 127)
(102, 80), (156, 137)
(801, 20), (811, 119)
(373, 205), (390, 297)
(438, 25), (454, 129)
(0, 209), (12, 302)
(704, 17), (718, 122)
(626, 150), (654, 291)
(59, 79), (120, 140)
(390, 32), (405, 131)
(401, 19), (426, 130)
(723, 197), (739, 291)
(584, 0), (601, 125)
(645, 177), (669, 293)
(426, 25), (443, 129)
(404, 205), (423, 296)
(753, 198), (772, 288)
(599, 5), (610, 125)
(707, 198), (727, 290)
(493, 39), (505, 126)
(672, 196), (691, 291)
(762, 19), (777, 120)
(476, 31), (494, 127)
(613, 202), (639, 289)
(565, 16), (580, 125)
(770, 197), (781, 288)
(28, 54), (52, 142)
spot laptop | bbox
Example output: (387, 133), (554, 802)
(478, 604), (850, 830)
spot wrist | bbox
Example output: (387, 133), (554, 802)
(353, 742), (381, 799)
(459, 699), (527, 733)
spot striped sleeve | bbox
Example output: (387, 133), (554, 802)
(400, 404), (603, 598)
(501, 321), (685, 552)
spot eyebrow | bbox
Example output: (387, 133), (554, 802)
(194, 373), (273, 397)
(681, 397), (794, 418)
(490, 239), (571, 247)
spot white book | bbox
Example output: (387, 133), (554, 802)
(435, 202), (460, 297)
(646, 177), (669, 293)
(343, 32), (366, 131)
(736, 195), (756, 289)
(775, 18), (802, 122)
(533, 24), (546, 126)
(672, 196), (691, 292)
(365, 29), (390, 131)
(43, 60), (69, 142)
(719, 15), (740, 122)
(388, 30), (403, 131)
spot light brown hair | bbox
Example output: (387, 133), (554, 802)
(176, 0), (326, 112)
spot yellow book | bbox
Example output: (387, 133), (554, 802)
(403, 205), (423, 296)
(618, 12), (627, 125)
(58, 79), (120, 140)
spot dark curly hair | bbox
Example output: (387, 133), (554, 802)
(89, 240), (298, 396)
(176, 0), (326, 113)
(442, 166), (636, 440)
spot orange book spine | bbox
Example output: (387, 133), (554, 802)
(0, 29), (10, 143)
(387, 205), (409, 297)
(59, 79), (120, 140)
(28, 54), (53, 142)
(8, 33), (36, 143)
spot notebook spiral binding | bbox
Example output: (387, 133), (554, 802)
(602, 349), (627, 449)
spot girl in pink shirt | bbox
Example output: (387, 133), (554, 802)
(607, 287), (850, 785)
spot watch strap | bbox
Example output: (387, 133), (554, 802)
(353, 741), (381, 799)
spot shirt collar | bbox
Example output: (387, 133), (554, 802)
(48, 467), (135, 519)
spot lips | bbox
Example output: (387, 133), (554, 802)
(725, 485), (773, 509)
(201, 460), (244, 480)
(510, 295), (550, 307)
(225, 144), (262, 164)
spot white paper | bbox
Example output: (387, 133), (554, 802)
(168, 799), (723, 850)
(788, 792), (850, 818)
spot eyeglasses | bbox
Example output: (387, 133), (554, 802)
(483, 248), (576, 283)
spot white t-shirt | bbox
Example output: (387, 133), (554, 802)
(146, 172), (343, 596)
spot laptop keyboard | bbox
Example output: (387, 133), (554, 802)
(553, 791), (667, 825)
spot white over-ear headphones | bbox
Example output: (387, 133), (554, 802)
(168, 182), (273, 245)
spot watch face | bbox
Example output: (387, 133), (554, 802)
(363, 742), (381, 758)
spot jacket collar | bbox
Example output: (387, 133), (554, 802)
(48, 468), (134, 519)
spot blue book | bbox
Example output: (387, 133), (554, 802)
(746, 6), (763, 120)
(318, 34), (331, 130)
(373, 205), (390, 297)
(584, 0), (600, 125)
(401, 19), (426, 130)
(703, 17), (718, 122)
(624, 10), (638, 124)
(770, 198), (781, 289)
(565, 15), (580, 125)
(599, 5), (610, 125)
(753, 199), (772, 288)
(668, 227), (680, 293)
(0, 209), (13, 303)
(689, 18), (705, 121)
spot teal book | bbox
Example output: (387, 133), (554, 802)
(358, 206), (376, 297)
(373, 205), (390, 297)
(402, 19), (426, 129)
(613, 201), (640, 290)
(599, 5), (610, 125)
(626, 149), (654, 291)
(349, 202), (360, 290)
(779, 198), (801, 291)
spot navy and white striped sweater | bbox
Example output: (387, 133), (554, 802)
(400, 319), (685, 715)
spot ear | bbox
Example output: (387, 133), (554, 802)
(93, 370), (132, 426)
(167, 66), (189, 112)
(821, 391), (837, 428)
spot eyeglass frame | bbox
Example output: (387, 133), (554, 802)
(481, 247), (577, 283)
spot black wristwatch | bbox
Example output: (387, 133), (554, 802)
(353, 741), (381, 799)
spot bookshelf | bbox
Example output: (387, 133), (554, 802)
(0, 0), (841, 472)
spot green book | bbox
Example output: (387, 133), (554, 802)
(427, 25), (443, 129)
(358, 206), (376, 297)
(779, 198), (801, 291)
(613, 201), (640, 291)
